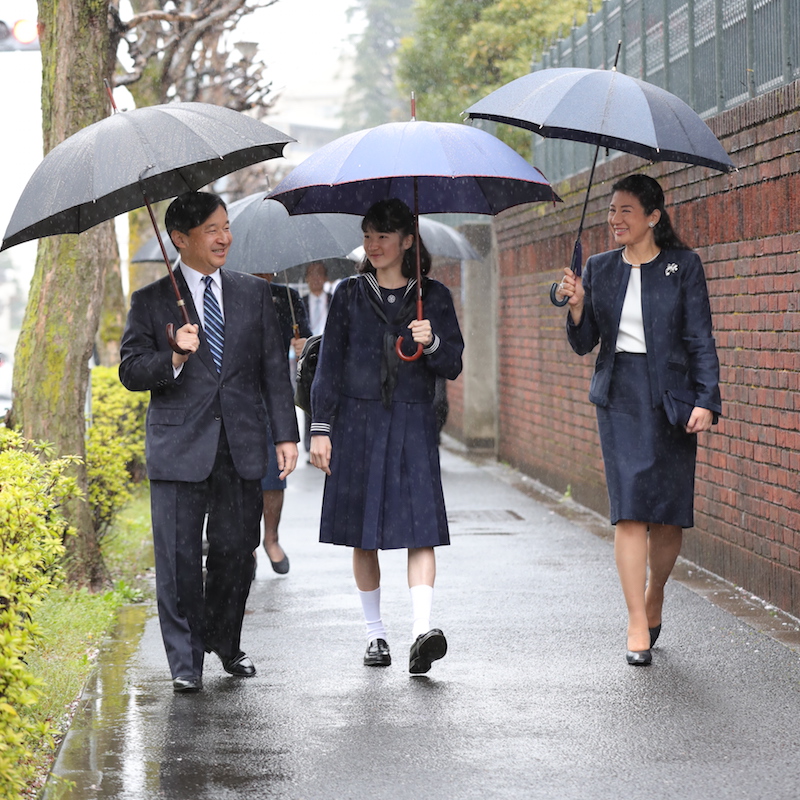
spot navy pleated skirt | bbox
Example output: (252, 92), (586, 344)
(596, 353), (697, 528)
(319, 395), (450, 550)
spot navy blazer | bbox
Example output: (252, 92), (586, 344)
(119, 267), (299, 483)
(566, 248), (722, 414)
(311, 274), (463, 431)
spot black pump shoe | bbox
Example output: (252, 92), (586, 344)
(626, 649), (652, 666)
(649, 624), (662, 648)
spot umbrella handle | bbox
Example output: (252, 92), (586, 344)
(396, 336), (423, 362)
(550, 283), (569, 307)
(166, 322), (190, 355)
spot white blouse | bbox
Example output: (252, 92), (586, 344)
(615, 267), (646, 353)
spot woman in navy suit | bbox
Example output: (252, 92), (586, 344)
(557, 174), (721, 666)
(309, 199), (464, 674)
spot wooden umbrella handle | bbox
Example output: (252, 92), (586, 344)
(396, 175), (425, 362)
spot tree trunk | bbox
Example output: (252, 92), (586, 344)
(12, 0), (118, 588)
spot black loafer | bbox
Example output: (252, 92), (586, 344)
(364, 638), (391, 667)
(409, 629), (448, 674)
(649, 624), (662, 648)
(211, 650), (256, 677)
(626, 649), (653, 666)
(173, 676), (202, 693)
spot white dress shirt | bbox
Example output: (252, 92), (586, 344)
(172, 262), (225, 376)
(615, 267), (647, 353)
(307, 291), (328, 336)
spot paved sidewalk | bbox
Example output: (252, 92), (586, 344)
(43, 442), (800, 800)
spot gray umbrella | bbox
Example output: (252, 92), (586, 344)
(1, 102), (293, 251)
(464, 59), (735, 305)
(0, 99), (293, 350)
(223, 192), (364, 275)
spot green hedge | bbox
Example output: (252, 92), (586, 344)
(86, 365), (148, 542)
(0, 428), (79, 797)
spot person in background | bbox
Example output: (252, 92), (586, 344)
(119, 192), (298, 692)
(301, 261), (332, 456)
(557, 174), (721, 667)
(309, 199), (464, 674)
(254, 272), (312, 575)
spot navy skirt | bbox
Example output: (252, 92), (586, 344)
(319, 395), (450, 550)
(596, 353), (697, 528)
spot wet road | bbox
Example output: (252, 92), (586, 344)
(44, 443), (800, 799)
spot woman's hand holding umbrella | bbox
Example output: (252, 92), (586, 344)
(555, 267), (584, 325)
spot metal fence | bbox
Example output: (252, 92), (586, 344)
(531, 0), (800, 183)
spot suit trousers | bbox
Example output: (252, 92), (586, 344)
(150, 425), (262, 679)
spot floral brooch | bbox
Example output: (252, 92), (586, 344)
(665, 263), (679, 276)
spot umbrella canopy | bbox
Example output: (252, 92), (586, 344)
(348, 216), (480, 263)
(131, 194), (365, 277)
(268, 117), (557, 360)
(1, 102), (293, 251)
(223, 193), (364, 275)
(464, 65), (734, 306)
(267, 119), (559, 216)
(464, 67), (735, 173)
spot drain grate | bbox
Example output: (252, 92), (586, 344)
(447, 509), (524, 524)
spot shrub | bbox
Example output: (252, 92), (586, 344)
(0, 427), (79, 798)
(85, 366), (148, 543)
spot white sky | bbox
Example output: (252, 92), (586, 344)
(0, 0), (363, 281)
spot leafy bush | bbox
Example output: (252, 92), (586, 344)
(85, 366), (148, 542)
(0, 427), (79, 798)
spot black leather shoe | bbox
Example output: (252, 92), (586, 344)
(364, 638), (391, 667)
(269, 554), (290, 574)
(409, 629), (448, 674)
(626, 649), (653, 666)
(211, 650), (256, 677)
(649, 624), (662, 648)
(173, 676), (202, 693)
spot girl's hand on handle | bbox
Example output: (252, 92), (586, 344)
(408, 319), (434, 347)
(310, 434), (332, 476)
(557, 268), (585, 323)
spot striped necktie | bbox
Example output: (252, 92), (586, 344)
(202, 275), (224, 372)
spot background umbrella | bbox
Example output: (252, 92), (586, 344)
(132, 234), (356, 284)
(1, 92), (293, 347)
(347, 216), (480, 263)
(269, 105), (559, 359)
(464, 50), (735, 305)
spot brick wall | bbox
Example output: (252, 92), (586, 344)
(452, 79), (800, 616)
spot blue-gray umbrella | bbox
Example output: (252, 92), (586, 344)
(464, 58), (735, 305)
(268, 111), (559, 359)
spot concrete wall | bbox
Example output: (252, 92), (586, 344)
(446, 79), (800, 617)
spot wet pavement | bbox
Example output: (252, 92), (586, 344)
(43, 441), (800, 800)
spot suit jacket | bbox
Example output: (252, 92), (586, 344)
(566, 248), (722, 414)
(270, 283), (312, 352)
(119, 267), (299, 483)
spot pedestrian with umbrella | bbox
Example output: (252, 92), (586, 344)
(309, 198), (463, 674)
(120, 191), (300, 692)
(557, 174), (721, 666)
(268, 112), (557, 673)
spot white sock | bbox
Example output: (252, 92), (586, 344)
(358, 588), (387, 643)
(409, 584), (434, 640)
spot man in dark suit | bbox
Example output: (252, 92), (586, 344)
(119, 192), (299, 693)
(301, 261), (332, 453)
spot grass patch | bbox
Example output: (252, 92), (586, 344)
(23, 484), (153, 798)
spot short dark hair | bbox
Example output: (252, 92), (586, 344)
(165, 191), (227, 236)
(611, 174), (690, 251)
(359, 198), (432, 279)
